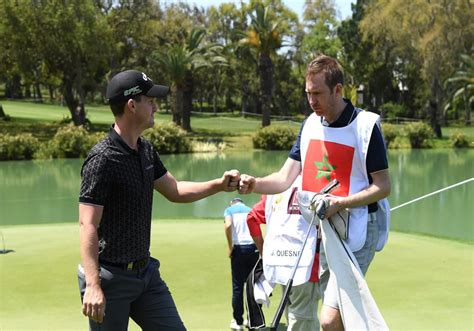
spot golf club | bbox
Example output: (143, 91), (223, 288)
(269, 179), (339, 330)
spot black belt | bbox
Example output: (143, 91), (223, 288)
(100, 257), (149, 271)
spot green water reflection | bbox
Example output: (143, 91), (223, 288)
(0, 149), (472, 241)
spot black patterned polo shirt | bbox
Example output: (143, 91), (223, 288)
(79, 127), (167, 263)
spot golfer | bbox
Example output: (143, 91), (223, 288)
(78, 69), (240, 330)
(238, 55), (390, 331)
(224, 197), (259, 330)
(246, 176), (321, 330)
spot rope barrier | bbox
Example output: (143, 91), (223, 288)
(390, 177), (474, 211)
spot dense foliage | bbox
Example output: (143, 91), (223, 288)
(37, 125), (105, 158)
(143, 123), (193, 154)
(0, 133), (39, 160)
(449, 131), (470, 148)
(405, 122), (434, 148)
(0, 0), (472, 136)
(253, 125), (298, 150)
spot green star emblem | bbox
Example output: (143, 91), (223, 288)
(314, 155), (336, 180)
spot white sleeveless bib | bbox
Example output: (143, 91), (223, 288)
(300, 109), (378, 251)
(262, 177), (317, 286)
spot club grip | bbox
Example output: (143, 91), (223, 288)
(321, 179), (339, 194)
(270, 278), (294, 331)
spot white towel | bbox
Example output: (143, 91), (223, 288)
(253, 273), (275, 307)
(321, 220), (389, 330)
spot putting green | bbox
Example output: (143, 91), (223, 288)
(0, 221), (472, 330)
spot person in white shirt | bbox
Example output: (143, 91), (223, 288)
(224, 198), (259, 330)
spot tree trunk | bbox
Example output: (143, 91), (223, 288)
(225, 94), (233, 113)
(428, 100), (442, 138)
(181, 72), (193, 132)
(171, 86), (183, 126)
(63, 79), (86, 126)
(0, 104), (5, 118)
(464, 91), (471, 126)
(49, 85), (55, 102)
(25, 84), (32, 99)
(213, 83), (217, 115)
(6, 75), (23, 99)
(259, 53), (273, 127)
(241, 80), (250, 116)
(35, 81), (43, 102)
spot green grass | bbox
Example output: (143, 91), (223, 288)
(0, 221), (472, 330)
(1, 100), (472, 151)
(443, 125), (474, 137)
(0, 100), (301, 151)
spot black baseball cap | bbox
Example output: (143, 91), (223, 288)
(106, 70), (170, 104)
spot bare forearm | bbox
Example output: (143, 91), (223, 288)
(156, 170), (240, 202)
(225, 227), (233, 250)
(79, 223), (100, 286)
(326, 170), (391, 218)
(252, 235), (264, 255)
(254, 173), (293, 194)
(175, 179), (222, 202)
(341, 170), (391, 209)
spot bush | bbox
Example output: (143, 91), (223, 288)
(380, 102), (408, 119)
(380, 123), (402, 148)
(0, 133), (39, 160)
(192, 141), (226, 153)
(143, 123), (192, 154)
(38, 125), (97, 158)
(449, 131), (470, 148)
(405, 122), (434, 148)
(253, 126), (298, 150)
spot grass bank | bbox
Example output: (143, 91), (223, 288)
(2, 100), (471, 152)
(0, 100), (300, 152)
(0, 221), (472, 330)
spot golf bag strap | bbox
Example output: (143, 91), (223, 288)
(245, 258), (266, 329)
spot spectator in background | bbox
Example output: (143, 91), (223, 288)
(224, 198), (259, 330)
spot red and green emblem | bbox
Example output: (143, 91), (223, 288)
(314, 155), (336, 180)
(302, 139), (354, 196)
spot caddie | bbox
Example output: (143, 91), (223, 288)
(238, 54), (391, 331)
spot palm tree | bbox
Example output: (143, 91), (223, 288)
(444, 53), (473, 125)
(240, 2), (283, 127)
(156, 28), (226, 131)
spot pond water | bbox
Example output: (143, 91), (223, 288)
(0, 149), (472, 241)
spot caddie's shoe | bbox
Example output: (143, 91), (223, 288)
(230, 319), (244, 330)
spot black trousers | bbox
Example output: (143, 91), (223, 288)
(78, 257), (186, 331)
(230, 244), (259, 325)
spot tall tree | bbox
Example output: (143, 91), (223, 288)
(301, 0), (341, 58)
(106, 0), (163, 73)
(337, 0), (400, 111)
(360, 0), (473, 136)
(206, 3), (245, 114)
(240, 1), (284, 127)
(155, 28), (226, 131)
(0, 1), (44, 100)
(444, 53), (474, 125)
(1, 1), (113, 125)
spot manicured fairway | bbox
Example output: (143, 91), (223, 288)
(0, 220), (472, 330)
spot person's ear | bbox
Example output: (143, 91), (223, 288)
(126, 99), (136, 113)
(334, 83), (343, 96)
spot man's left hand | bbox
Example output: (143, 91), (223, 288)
(323, 194), (346, 219)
